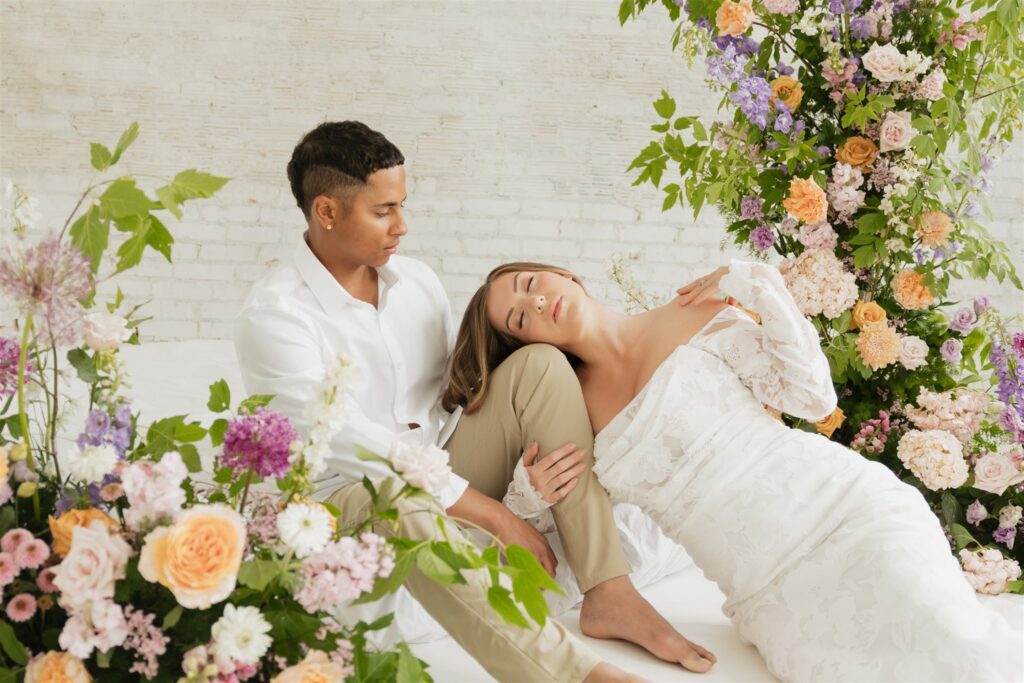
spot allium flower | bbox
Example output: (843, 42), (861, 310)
(960, 548), (1021, 594)
(6, 593), (37, 622)
(940, 338), (963, 362)
(222, 407), (300, 479)
(730, 76), (773, 129)
(390, 442), (453, 494)
(739, 195), (763, 220)
(211, 604), (272, 666)
(0, 337), (33, 399)
(966, 500), (987, 525)
(65, 444), (119, 485)
(891, 268), (933, 310)
(750, 224), (776, 252)
(779, 249), (858, 319)
(897, 429), (968, 490)
(277, 503), (334, 559)
(0, 235), (93, 346)
(856, 323), (900, 370)
(948, 307), (977, 334)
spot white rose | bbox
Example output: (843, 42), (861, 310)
(862, 42), (907, 83)
(82, 311), (132, 352)
(52, 521), (132, 610)
(998, 505), (1023, 529)
(879, 111), (914, 153)
(898, 335), (929, 370)
(389, 442), (452, 495)
(65, 444), (119, 485)
(972, 452), (1024, 496)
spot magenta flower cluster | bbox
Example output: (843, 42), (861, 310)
(0, 337), (33, 400)
(221, 407), (300, 478)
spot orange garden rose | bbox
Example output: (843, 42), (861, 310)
(891, 268), (934, 310)
(272, 651), (350, 683)
(24, 651), (92, 682)
(770, 76), (804, 111)
(856, 322), (901, 370)
(138, 503), (245, 609)
(782, 177), (828, 224)
(816, 406), (846, 438)
(716, 0), (754, 36)
(851, 300), (888, 330)
(915, 210), (954, 246)
(48, 508), (119, 557)
(835, 136), (879, 171)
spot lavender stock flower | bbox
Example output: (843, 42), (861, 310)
(730, 77), (773, 130)
(77, 405), (132, 457)
(966, 500), (987, 525)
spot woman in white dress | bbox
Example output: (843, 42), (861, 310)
(443, 259), (1022, 683)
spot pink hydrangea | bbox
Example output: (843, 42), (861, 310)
(959, 547), (1021, 594)
(904, 387), (989, 443)
(797, 222), (838, 251)
(5, 593), (36, 622)
(294, 533), (395, 612)
(121, 450), (188, 530)
(779, 249), (859, 319)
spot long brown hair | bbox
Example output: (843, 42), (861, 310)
(443, 262), (585, 414)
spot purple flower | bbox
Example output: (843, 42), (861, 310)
(948, 307), (977, 334)
(773, 101), (793, 133)
(730, 77), (773, 130)
(740, 196), (763, 220)
(0, 337), (33, 400)
(962, 201), (980, 218)
(713, 34), (759, 56)
(0, 236), (93, 346)
(993, 526), (1016, 550)
(973, 297), (990, 316)
(222, 407), (300, 479)
(815, 145), (831, 157)
(77, 405), (132, 457)
(1013, 333), (1024, 358)
(999, 406), (1024, 434)
(914, 249), (928, 266)
(966, 500), (987, 525)
(750, 225), (776, 252)
(940, 338), (964, 362)
(776, 63), (794, 76)
(792, 119), (806, 137)
(989, 344), (1020, 405)
(706, 44), (749, 85)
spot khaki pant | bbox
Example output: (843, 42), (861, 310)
(328, 344), (629, 682)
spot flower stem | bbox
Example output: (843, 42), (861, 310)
(16, 315), (40, 518)
(238, 469), (254, 513)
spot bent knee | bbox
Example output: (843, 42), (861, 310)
(503, 343), (572, 375)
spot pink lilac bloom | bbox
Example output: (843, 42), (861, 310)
(949, 307), (977, 334)
(0, 552), (18, 587)
(13, 539), (49, 570)
(6, 593), (36, 622)
(993, 526), (1016, 550)
(740, 196), (763, 220)
(1, 528), (33, 554)
(122, 606), (171, 679)
(851, 410), (896, 455)
(222, 407), (300, 479)
(822, 57), (860, 103)
(966, 500), (987, 525)
(0, 235), (93, 346)
(750, 225), (776, 252)
(0, 337), (33, 399)
(828, 163), (866, 218)
(941, 339), (963, 362)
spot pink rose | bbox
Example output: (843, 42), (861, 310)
(972, 452), (1024, 495)
(82, 312), (132, 352)
(52, 521), (132, 610)
(862, 43), (908, 83)
(879, 110), (913, 152)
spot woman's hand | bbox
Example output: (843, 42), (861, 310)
(676, 266), (736, 307)
(523, 441), (586, 504)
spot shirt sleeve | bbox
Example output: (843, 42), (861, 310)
(690, 259), (838, 422)
(233, 305), (469, 508)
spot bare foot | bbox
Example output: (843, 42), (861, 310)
(583, 662), (649, 683)
(580, 576), (717, 674)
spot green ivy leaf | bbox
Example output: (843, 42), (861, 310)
(178, 444), (202, 473)
(113, 214), (152, 274)
(416, 547), (462, 586)
(69, 205), (109, 274)
(395, 642), (427, 683)
(209, 418), (229, 447)
(207, 379), (231, 412)
(950, 523), (978, 551)
(90, 143), (113, 172)
(156, 169), (230, 219)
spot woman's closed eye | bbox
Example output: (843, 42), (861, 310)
(518, 276), (535, 329)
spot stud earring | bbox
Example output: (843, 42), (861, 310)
(324, 223), (332, 231)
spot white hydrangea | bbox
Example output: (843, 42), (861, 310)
(896, 429), (968, 491)
(211, 604), (272, 666)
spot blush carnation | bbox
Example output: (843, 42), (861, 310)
(783, 177), (829, 224)
(891, 268), (933, 310)
(6, 592), (36, 622)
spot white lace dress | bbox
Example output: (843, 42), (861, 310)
(510, 260), (1023, 682)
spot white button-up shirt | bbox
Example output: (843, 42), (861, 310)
(233, 239), (469, 508)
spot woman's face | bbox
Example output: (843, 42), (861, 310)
(485, 269), (582, 346)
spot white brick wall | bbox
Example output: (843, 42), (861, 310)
(1, 0), (1021, 341)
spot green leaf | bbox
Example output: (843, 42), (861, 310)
(114, 214), (152, 274)
(162, 605), (183, 630)
(238, 559), (280, 591)
(238, 393), (274, 414)
(940, 492), (961, 529)
(653, 90), (676, 119)
(355, 445), (392, 466)
(0, 621), (27, 665)
(156, 169), (230, 219)
(416, 547), (462, 586)
(67, 348), (100, 383)
(100, 178), (152, 219)
(174, 420), (207, 442)
(209, 418), (229, 447)
(110, 121), (139, 165)
(90, 143), (113, 171)
(69, 205), (109, 274)
(208, 379), (231, 412)
(487, 586), (530, 628)
(506, 545), (560, 593)
(178, 444), (202, 473)
(950, 523), (978, 551)
(95, 648), (113, 668)
(145, 214), (174, 263)
(396, 642), (427, 683)
(618, 0), (635, 25)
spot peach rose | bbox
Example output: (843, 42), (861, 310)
(25, 651), (92, 683)
(851, 300), (887, 330)
(48, 508), (119, 557)
(716, 0), (754, 36)
(138, 503), (245, 609)
(835, 136), (878, 172)
(782, 177), (828, 224)
(272, 651), (349, 683)
(816, 406), (846, 438)
(891, 268), (934, 310)
(915, 210), (954, 247)
(972, 452), (1024, 495)
(770, 76), (804, 111)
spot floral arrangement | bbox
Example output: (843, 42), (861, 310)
(619, 0), (1024, 592)
(0, 126), (557, 680)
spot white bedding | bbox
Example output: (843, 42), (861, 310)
(112, 340), (1021, 682)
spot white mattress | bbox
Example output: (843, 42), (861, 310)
(114, 341), (1022, 682)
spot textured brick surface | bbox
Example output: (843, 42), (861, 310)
(1, 0), (1021, 340)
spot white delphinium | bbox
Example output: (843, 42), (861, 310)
(295, 354), (359, 478)
(65, 444), (119, 484)
(277, 502), (334, 558)
(211, 604), (273, 666)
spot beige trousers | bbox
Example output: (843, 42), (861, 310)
(445, 343), (631, 591)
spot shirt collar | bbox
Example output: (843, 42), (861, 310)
(293, 238), (401, 315)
